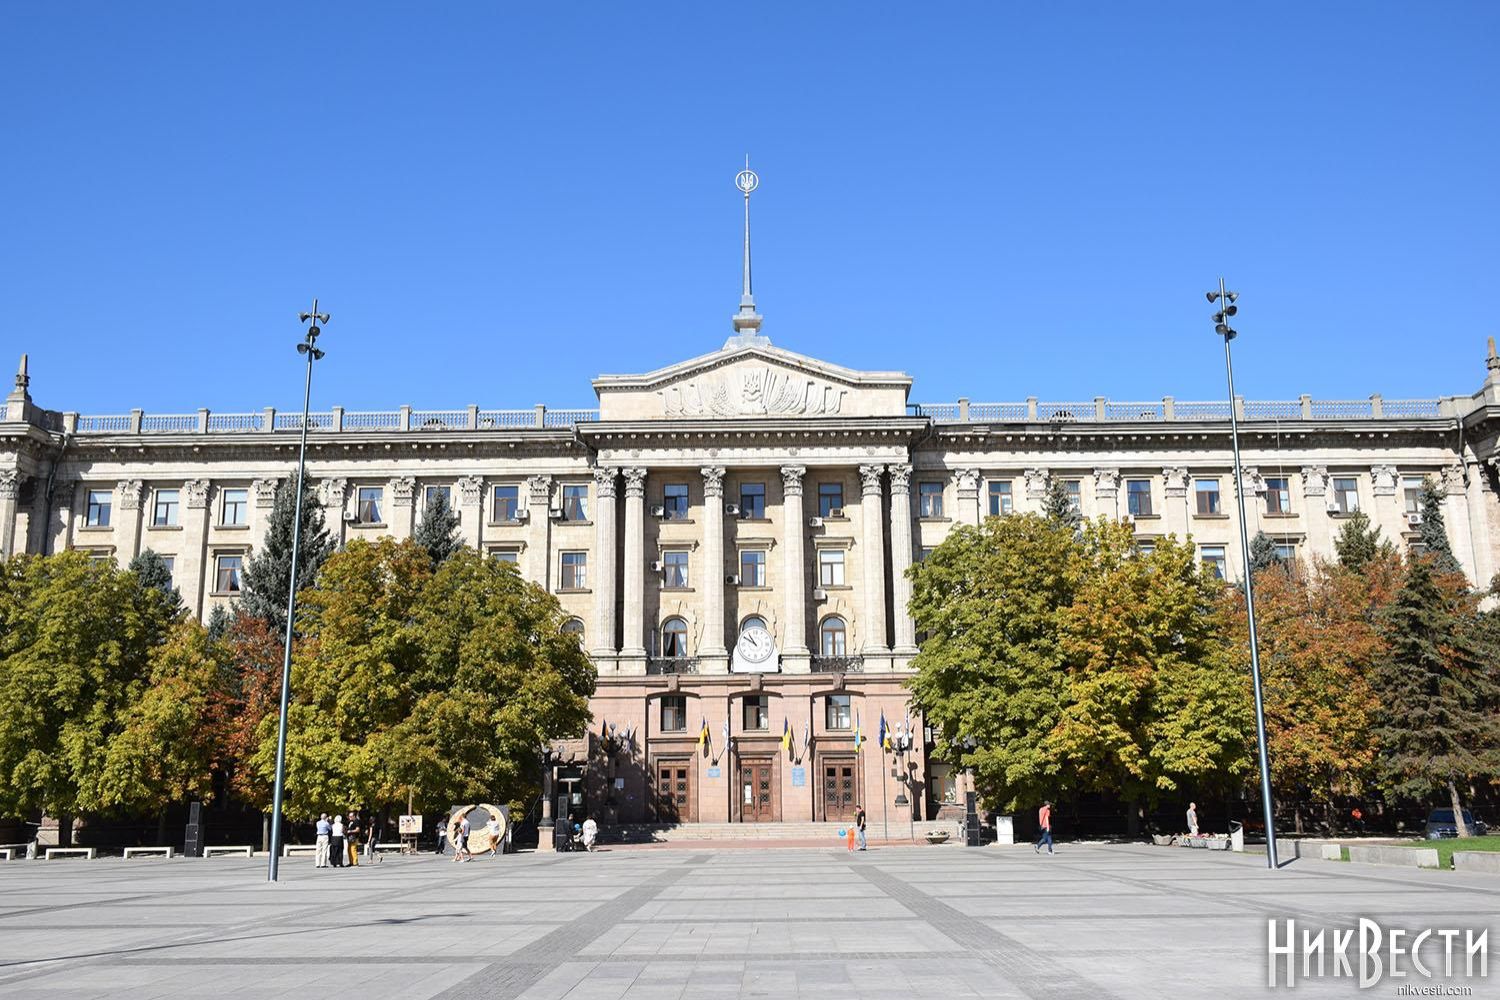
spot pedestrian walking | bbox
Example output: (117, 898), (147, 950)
(845, 824), (857, 852)
(1034, 800), (1054, 855)
(486, 814), (502, 856)
(1186, 802), (1199, 837)
(330, 815), (346, 868)
(314, 813), (332, 868)
(854, 804), (867, 851)
(452, 814), (471, 863)
(345, 812), (362, 866)
(581, 816), (598, 852)
(364, 812), (380, 863)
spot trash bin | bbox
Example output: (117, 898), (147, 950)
(995, 815), (1015, 846)
(1230, 820), (1245, 853)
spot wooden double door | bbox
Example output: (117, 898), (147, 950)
(820, 755), (859, 823)
(739, 758), (776, 822)
(653, 757), (696, 823)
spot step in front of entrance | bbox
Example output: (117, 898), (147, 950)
(603, 820), (961, 843)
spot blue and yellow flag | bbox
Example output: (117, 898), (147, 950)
(781, 718), (793, 753)
(697, 718), (709, 749)
(879, 711), (890, 751)
(854, 712), (863, 752)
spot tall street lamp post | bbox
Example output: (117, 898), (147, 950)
(267, 301), (328, 882)
(1207, 278), (1278, 870)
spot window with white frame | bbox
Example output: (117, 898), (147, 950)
(988, 480), (1013, 516)
(741, 694), (769, 730)
(661, 617), (689, 657)
(221, 488), (248, 526)
(215, 554), (243, 593)
(663, 483), (689, 520)
(819, 615), (847, 655)
(562, 484), (588, 521)
(818, 482), (844, 517)
(1402, 476), (1426, 515)
(919, 482), (944, 518)
(1064, 480), (1082, 512)
(1199, 545), (1227, 580)
(660, 694), (687, 732)
(561, 618), (585, 647)
(739, 549), (766, 587)
(662, 550), (689, 588)
(357, 486), (383, 524)
(1273, 539), (1297, 562)
(818, 548), (845, 586)
(1126, 479), (1153, 517)
(424, 484), (451, 509)
(488, 547), (520, 565)
(826, 693), (851, 729)
(1266, 477), (1291, 515)
(1194, 479), (1220, 515)
(1332, 477), (1360, 515)
(152, 489), (179, 527)
(492, 485), (519, 522)
(86, 489), (112, 527)
(560, 551), (587, 589)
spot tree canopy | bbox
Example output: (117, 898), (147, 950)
(413, 489), (462, 565)
(239, 478), (333, 634)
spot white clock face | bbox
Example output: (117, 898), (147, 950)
(737, 625), (775, 663)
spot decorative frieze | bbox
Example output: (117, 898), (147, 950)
(0, 470), (20, 501)
(1093, 468), (1120, 497)
(318, 478), (347, 510)
(954, 468), (980, 495)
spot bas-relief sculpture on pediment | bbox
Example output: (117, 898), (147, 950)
(659, 364), (848, 418)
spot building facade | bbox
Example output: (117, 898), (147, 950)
(5, 330), (1500, 832)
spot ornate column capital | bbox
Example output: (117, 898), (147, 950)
(623, 467), (648, 499)
(1239, 467), (1265, 495)
(0, 470), (21, 501)
(1300, 466), (1329, 496)
(251, 478), (281, 508)
(1024, 468), (1050, 499)
(858, 464), (885, 496)
(954, 468), (980, 494)
(389, 476), (416, 507)
(779, 465), (806, 497)
(184, 479), (212, 509)
(455, 475), (485, 507)
(526, 475), (553, 505)
(888, 463), (912, 491)
(593, 466), (620, 499)
(116, 479), (144, 510)
(1371, 464), (1398, 497)
(1092, 467), (1120, 495)
(1441, 465), (1467, 496)
(1162, 467), (1190, 497)
(700, 466), (726, 499)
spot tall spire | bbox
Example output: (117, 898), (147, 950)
(726, 157), (768, 349)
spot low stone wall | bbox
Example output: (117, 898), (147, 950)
(1452, 851), (1500, 874)
(1346, 844), (1440, 869)
(1284, 839), (1343, 861)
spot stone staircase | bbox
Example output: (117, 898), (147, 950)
(602, 819), (961, 844)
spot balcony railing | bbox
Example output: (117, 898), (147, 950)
(646, 657), (700, 675)
(914, 395), (1450, 424)
(62, 405), (601, 435)
(811, 655), (864, 673)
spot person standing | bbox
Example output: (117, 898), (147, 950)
(364, 811), (380, 863)
(581, 816), (598, 852)
(345, 812), (362, 867)
(486, 814), (502, 857)
(330, 815), (345, 868)
(1034, 800), (1054, 855)
(1186, 802), (1199, 837)
(452, 814), (471, 863)
(854, 804), (867, 851)
(314, 813), (332, 868)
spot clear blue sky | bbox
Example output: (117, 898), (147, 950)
(2, 3), (1495, 414)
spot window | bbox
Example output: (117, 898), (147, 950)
(932, 764), (958, 805)
(819, 615), (847, 655)
(424, 484), (451, 509)
(663, 483), (689, 520)
(818, 549), (845, 587)
(1199, 545), (1227, 580)
(739, 482), (765, 518)
(1273, 540), (1297, 562)
(660, 694), (687, 732)
(826, 693), (852, 730)
(740, 615), (767, 636)
(152, 489), (179, 527)
(661, 616), (689, 657)
(562, 484), (588, 521)
(221, 488), (248, 526)
(662, 550), (689, 588)
(1126, 479), (1153, 517)
(1332, 477), (1360, 515)
(86, 489), (112, 527)
(1403, 476), (1426, 515)
(1064, 480), (1082, 513)
(357, 486), (383, 524)
(919, 482), (944, 518)
(561, 618), (585, 646)
(742, 695), (769, 731)
(818, 482), (844, 517)
(215, 554), (243, 593)
(159, 556), (174, 583)
(918, 547), (935, 562)
(739, 549), (766, 586)
(1266, 477), (1291, 515)
(489, 548), (520, 565)
(492, 485), (519, 522)
(1194, 479), (1220, 516)
(1137, 539), (1157, 557)
(988, 480), (1013, 516)
(560, 551), (587, 589)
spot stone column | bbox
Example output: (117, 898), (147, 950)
(1162, 467), (1189, 540)
(115, 480), (143, 562)
(1300, 466), (1332, 561)
(1023, 468), (1049, 514)
(858, 464), (889, 653)
(525, 475), (553, 587)
(320, 478), (349, 547)
(1093, 468), (1120, 520)
(181, 479), (212, 619)
(455, 475), (484, 549)
(889, 464), (918, 654)
(954, 468), (980, 526)
(700, 466), (728, 659)
(0, 469), (19, 559)
(1441, 464), (1479, 584)
(1370, 464), (1403, 550)
(592, 467), (619, 658)
(621, 468), (648, 658)
(779, 466), (809, 655)
(387, 476), (416, 540)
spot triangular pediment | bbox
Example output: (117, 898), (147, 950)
(593, 344), (911, 420)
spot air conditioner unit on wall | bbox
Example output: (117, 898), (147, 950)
(650, 504), (666, 517)
(1325, 501), (1340, 513)
(650, 559), (664, 572)
(548, 506), (564, 520)
(1406, 512), (1423, 526)
(726, 574), (740, 586)
(724, 504), (741, 516)
(813, 588), (828, 601)
(514, 508), (530, 523)
(808, 516), (823, 528)
(342, 510), (358, 523)
(828, 507), (845, 518)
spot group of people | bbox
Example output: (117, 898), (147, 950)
(843, 804), (868, 852)
(314, 811), (378, 868)
(448, 812), (506, 862)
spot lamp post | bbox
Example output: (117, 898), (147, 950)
(891, 724), (915, 842)
(1206, 278), (1278, 871)
(267, 301), (327, 882)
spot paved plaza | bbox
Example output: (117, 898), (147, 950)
(0, 843), (1494, 999)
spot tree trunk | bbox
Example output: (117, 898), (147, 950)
(1125, 800), (1140, 838)
(1449, 780), (1471, 838)
(156, 809), (168, 846)
(261, 813), (271, 853)
(1294, 805), (1304, 835)
(59, 814), (73, 848)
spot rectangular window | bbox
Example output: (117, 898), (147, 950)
(159, 556), (174, 583)
(86, 489), (112, 527)
(818, 483), (844, 517)
(492, 485), (519, 522)
(424, 485), (451, 508)
(152, 489), (179, 527)
(739, 549), (766, 587)
(918, 547), (935, 562)
(562, 484), (588, 521)
(919, 482), (945, 518)
(1332, 477), (1360, 515)
(660, 695), (687, 733)
(1194, 479), (1220, 516)
(1064, 480), (1082, 512)
(1126, 479), (1153, 517)
(560, 551), (587, 589)
(221, 488), (248, 526)
(1199, 545), (1227, 580)
(1402, 476), (1425, 515)
(1273, 540), (1297, 562)
(662, 550), (689, 588)
(742, 695), (769, 731)
(357, 486), (383, 524)
(1137, 539), (1156, 557)
(739, 482), (765, 518)
(825, 694), (852, 730)
(988, 480), (1013, 516)
(1266, 477), (1291, 515)
(663, 483), (689, 520)
(215, 554), (243, 593)
(818, 549), (845, 586)
(489, 548), (520, 564)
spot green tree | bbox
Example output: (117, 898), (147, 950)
(1248, 530), (1281, 576)
(1334, 511), (1395, 573)
(239, 478), (333, 635)
(1041, 479), (1081, 532)
(205, 603), (232, 641)
(1372, 560), (1500, 836)
(1418, 479), (1463, 577)
(413, 489), (462, 564)
(129, 549), (183, 618)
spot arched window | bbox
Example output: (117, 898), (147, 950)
(740, 615), (767, 636)
(661, 616), (689, 657)
(819, 615), (847, 656)
(561, 618), (585, 646)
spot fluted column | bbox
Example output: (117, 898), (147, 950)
(455, 475), (484, 550)
(181, 479), (212, 619)
(621, 468), (648, 657)
(779, 466), (809, 654)
(888, 464), (917, 654)
(858, 464), (889, 653)
(592, 467), (619, 658)
(525, 475), (553, 586)
(955, 468), (980, 526)
(0, 470), (19, 559)
(115, 479), (143, 561)
(700, 466), (727, 658)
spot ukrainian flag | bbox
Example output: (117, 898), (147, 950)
(697, 718), (709, 750)
(879, 711), (890, 751)
(853, 712), (863, 752)
(780, 719), (792, 754)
